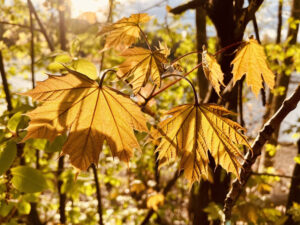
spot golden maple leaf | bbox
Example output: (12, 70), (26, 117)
(98, 13), (151, 51)
(152, 104), (250, 184)
(231, 38), (275, 97)
(117, 47), (167, 94)
(202, 49), (224, 96)
(21, 70), (148, 170)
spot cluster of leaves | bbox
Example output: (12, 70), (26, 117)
(21, 13), (275, 186)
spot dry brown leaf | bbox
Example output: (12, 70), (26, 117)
(202, 49), (224, 96)
(98, 13), (151, 51)
(152, 104), (250, 184)
(21, 70), (147, 170)
(231, 38), (275, 97)
(117, 47), (167, 94)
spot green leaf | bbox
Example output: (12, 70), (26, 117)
(47, 54), (72, 71)
(45, 135), (67, 153)
(72, 59), (98, 80)
(11, 166), (48, 193)
(55, 54), (72, 64)
(0, 141), (17, 175)
(26, 138), (48, 151)
(0, 201), (14, 217)
(7, 112), (28, 133)
(17, 201), (31, 215)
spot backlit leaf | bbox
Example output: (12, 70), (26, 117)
(72, 59), (98, 80)
(118, 47), (167, 94)
(202, 49), (224, 96)
(11, 166), (48, 193)
(152, 104), (250, 184)
(0, 141), (17, 175)
(21, 69), (148, 170)
(99, 13), (151, 51)
(231, 38), (275, 97)
(147, 193), (164, 211)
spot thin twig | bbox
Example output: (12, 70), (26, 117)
(252, 172), (298, 179)
(28, 0), (40, 171)
(57, 1), (67, 223)
(99, 0), (114, 72)
(0, 21), (41, 31)
(28, 0), (55, 51)
(92, 164), (104, 225)
(141, 0), (165, 12)
(150, 62), (203, 99)
(0, 51), (12, 111)
(224, 83), (300, 220)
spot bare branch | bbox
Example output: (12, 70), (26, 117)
(27, 0), (55, 51)
(245, 0), (264, 23)
(0, 51), (12, 112)
(170, 0), (199, 14)
(0, 21), (41, 31)
(224, 83), (300, 220)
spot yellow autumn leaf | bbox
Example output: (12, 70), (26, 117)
(202, 49), (224, 96)
(117, 47), (167, 94)
(152, 104), (250, 184)
(98, 13), (151, 51)
(147, 193), (164, 211)
(158, 41), (170, 58)
(130, 180), (146, 194)
(21, 69), (148, 170)
(231, 38), (275, 97)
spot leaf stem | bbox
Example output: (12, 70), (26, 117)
(99, 69), (117, 87)
(171, 50), (202, 65)
(150, 62), (203, 100)
(138, 25), (151, 50)
(161, 74), (199, 105)
(147, 40), (244, 101)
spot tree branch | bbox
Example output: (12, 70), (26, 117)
(224, 83), (300, 220)
(170, 0), (199, 14)
(245, 0), (264, 23)
(0, 21), (41, 31)
(276, 0), (283, 44)
(27, 0), (55, 51)
(0, 51), (12, 111)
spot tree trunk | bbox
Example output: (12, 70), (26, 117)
(285, 139), (300, 225)
(195, 6), (208, 100)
